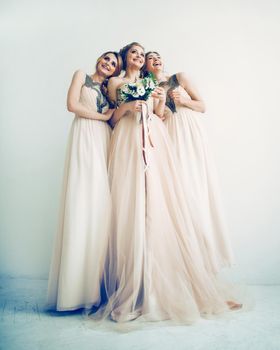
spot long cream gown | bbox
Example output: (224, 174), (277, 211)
(47, 74), (111, 311)
(102, 84), (238, 323)
(162, 74), (234, 274)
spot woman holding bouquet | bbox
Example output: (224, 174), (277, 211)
(145, 51), (234, 275)
(101, 42), (241, 323)
(47, 51), (122, 311)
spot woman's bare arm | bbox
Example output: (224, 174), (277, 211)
(172, 72), (206, 113)
(67, 70), (112, 121)
(152, 87), (166, 118)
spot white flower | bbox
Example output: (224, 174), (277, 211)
(137, 85), (145, 96)
(122, 84), (129, 93)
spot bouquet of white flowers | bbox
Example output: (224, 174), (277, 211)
(119, 72), (158, 102)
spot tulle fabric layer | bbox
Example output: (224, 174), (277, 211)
(91, 110), (243, 324)
(46, 117), (111, 311)
(164, 106), (234, 274)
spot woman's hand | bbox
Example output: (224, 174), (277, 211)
(168, 88), (187, 106)
(152, 87), (166, 119)
(104, 108), (115, 120)
(151, 87), (166, 102)
(127, 100), (144, 113)
(175, 72), (206, 113)
(110, 100), (144, 127)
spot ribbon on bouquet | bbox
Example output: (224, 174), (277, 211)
(137, 102), (154, 171)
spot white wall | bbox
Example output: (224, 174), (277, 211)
(1, 0), (279, 284)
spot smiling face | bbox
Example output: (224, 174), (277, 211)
(96, 53), (119, 78)
(145, 52), (163, 74)
(125, 45), (145, 69)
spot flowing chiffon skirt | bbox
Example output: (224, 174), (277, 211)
(47, 117), (111, 311)
(99, 107), (240, 323)
(164, 105), (234, 274)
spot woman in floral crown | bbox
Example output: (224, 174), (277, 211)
(145, 51), (235, 275)
(47, 51), (122, 311)
(98, 42), (242, 324)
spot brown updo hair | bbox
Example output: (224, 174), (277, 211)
(119, 42), (145, 70)
(95, 51), (123, 77)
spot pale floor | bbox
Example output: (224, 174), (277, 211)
(0, 278), (279, 350)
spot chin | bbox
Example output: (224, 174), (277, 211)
(130, 61), (144, 69)
(101, 69), (111, 77)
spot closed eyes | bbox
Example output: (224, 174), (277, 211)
(147, 55), (161, 60)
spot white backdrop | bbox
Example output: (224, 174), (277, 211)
(0, 0), (279, 284)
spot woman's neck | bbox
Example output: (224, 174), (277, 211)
(124, 67), (140, 83)
(91, 72), (105, 84)
(152, 71), (167, 82)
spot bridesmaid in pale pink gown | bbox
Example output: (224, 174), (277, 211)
(46, 51), (122, 311)
(145, 51), (235, 275)
(98, 42), (241, 324)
